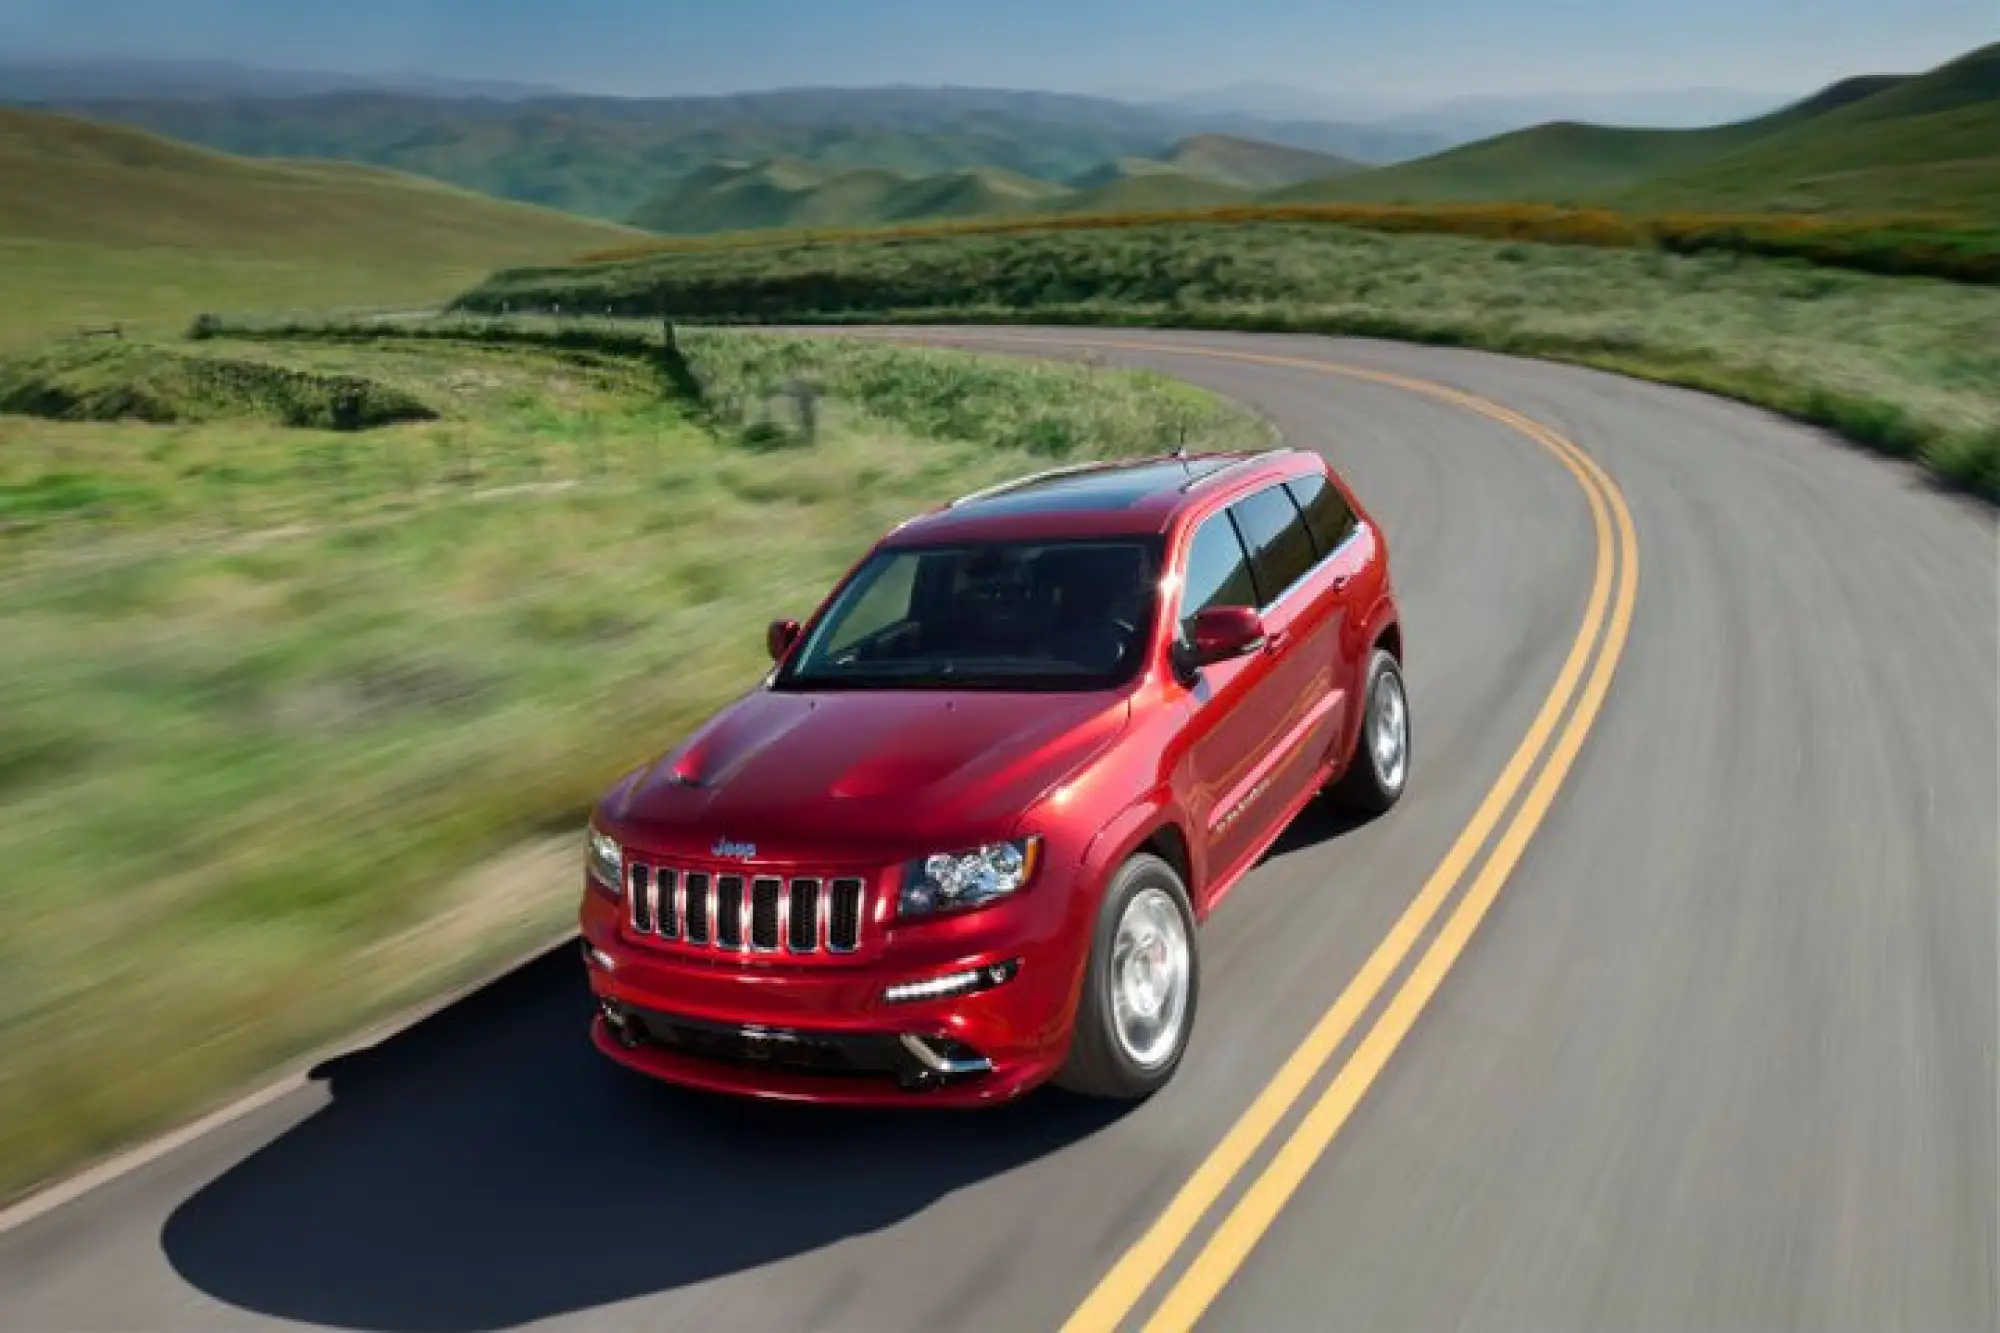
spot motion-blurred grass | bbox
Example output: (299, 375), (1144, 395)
(0, 325), (1268, 1201)
(461, 221), (2000, 497)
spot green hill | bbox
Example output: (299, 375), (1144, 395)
(0, 108), (636, 341)
(629, 159), (1064, 234)
(1159, 133), (1361, 189)
(629, 148), (1287, 235)
(1056, 167), (1253, 214)
(880, 167), (1065, 220)
(1277, 45), (1995, 212)
(1276, 112), (1794, 205)
(1065, 155), (1188, 191)
(1615, 45), (2000, 216)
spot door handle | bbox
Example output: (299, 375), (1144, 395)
(1331, 572), (1353, 591)
(1262, 627), (1290, 653)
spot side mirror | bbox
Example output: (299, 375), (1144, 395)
(1171, 606), (1267, 685)
(1189, 606), (1267, 665)
(766, 618), (801, 661)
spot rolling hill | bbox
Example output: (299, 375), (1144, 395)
(0, 108), (637, 341)
(1057, 160), (1254, 213)
(16, 87), (1446, 222)
(1276, 44), (1997, 217)
(1613, 44), (2000, 215)
(629, 158), (1065, 234)
(630, 132), (1343, 234)
(1158, 133), (1360, 189)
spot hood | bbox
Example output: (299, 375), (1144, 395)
(605, 686), (1131, 862)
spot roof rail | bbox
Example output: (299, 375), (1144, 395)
(1176, 446), (1297, 492)
(946, 460), (1117, 508)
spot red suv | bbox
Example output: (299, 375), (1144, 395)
(580, 447), (1407, 1104)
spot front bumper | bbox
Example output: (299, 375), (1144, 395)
(579, 888), (1083, 1106)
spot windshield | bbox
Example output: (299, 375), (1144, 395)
(777, 538), (1162, 691)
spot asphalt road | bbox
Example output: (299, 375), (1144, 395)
(2, 328), (1993, 1333)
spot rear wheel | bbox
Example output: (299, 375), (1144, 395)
(1331, 647), (1409, 816)
(1055, 853), (1199, 1100)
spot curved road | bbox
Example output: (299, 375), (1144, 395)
(1, 328), (1993, 1332)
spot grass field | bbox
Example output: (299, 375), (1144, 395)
(0, 108), (639, 347)
(458, 220), (2000, 496)
(0, 323), (1267, 1201)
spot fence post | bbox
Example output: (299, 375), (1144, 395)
(785, 377), (819, 444)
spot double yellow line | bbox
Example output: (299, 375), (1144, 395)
(850, 328), (1639, 1330)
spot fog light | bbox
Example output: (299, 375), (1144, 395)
(882, 959), (1018, 1004)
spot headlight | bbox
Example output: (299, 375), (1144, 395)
(586, 827), (623, 896)
(900, 838), (1040, 917)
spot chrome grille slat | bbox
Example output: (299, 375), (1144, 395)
(626, 862), (865, 958)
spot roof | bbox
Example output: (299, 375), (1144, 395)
(883, 448), (1314, 546)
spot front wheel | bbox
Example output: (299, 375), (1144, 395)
(1055, 853), (1199, 1100)
(1330, 647), (1410, 816)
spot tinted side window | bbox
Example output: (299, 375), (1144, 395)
(1229, 484), (1318, 606)
(1284, 471), (1358, 557)
(1179, 513), (1259, 632)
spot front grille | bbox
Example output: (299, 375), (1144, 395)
(627, 859), (867, 955)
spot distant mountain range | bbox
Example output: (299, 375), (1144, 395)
(2, 46), (1993, 237)
(0, 56), (564, 102)
(1112, 83), (1793, 137)
(1, 81), (1441, 222)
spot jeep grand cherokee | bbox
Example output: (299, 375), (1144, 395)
(580, 447), (1407, 1104)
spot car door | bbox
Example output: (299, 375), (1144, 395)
(1283, 468), (1373, 771)
(1220, 480), (1335, 846)
(1172, 504), (1296, 899)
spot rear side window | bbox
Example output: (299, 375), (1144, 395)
(1178, 512), (1259, 632)
(1284, 470), (1359, 557)
(1229, 484), (1318, 606)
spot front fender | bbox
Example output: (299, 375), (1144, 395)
(1078, 788), (1198, 913)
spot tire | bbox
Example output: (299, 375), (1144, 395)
(1055, 853), (1200, 1100)
(1330, 647), (1410, 816)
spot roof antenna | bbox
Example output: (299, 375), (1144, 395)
(1173, 420), (1188, 462)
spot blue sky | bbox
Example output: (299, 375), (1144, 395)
(1, 0), (1992, 102)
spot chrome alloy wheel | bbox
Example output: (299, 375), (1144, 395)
(1110, 886), (1191, 1069)
(1370, 667), (1409, 794)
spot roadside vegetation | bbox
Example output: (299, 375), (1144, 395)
(458, 221), (2000, 497)
(575, 203), (2000, 285)
(0, 323), (1268, 1200)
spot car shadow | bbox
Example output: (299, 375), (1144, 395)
(160, 944), (1129, 1333)
(1263, 794), (1372, 861)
